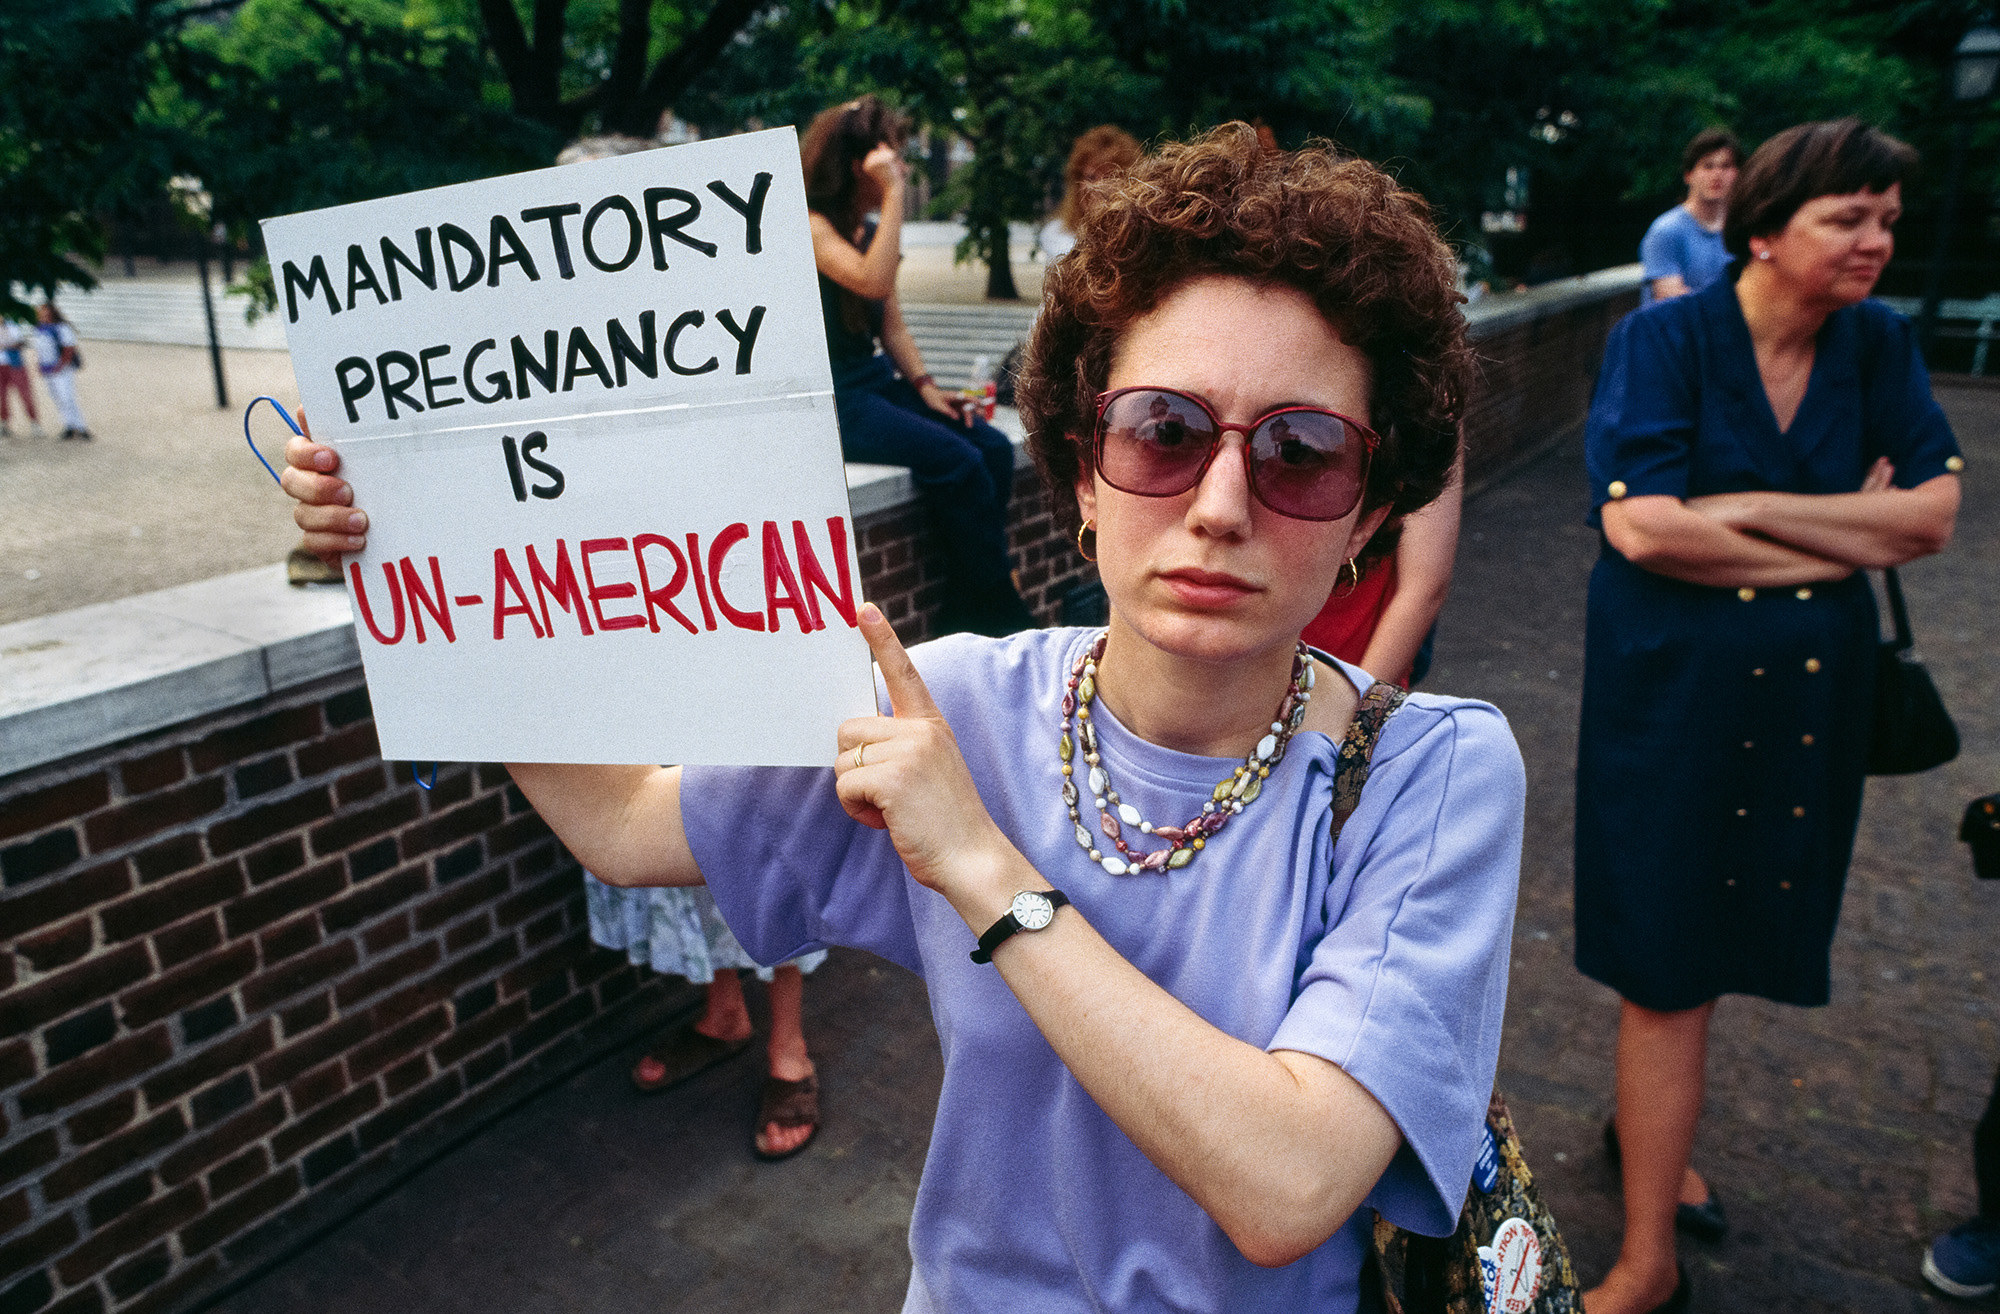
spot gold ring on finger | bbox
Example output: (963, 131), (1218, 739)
(853, 743), (866, 769)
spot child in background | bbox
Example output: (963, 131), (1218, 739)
(1, 317), (44, 438)
(34, 303), (89, 441)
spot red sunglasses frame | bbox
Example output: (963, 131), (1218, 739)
(1087, 386), (1381, 522)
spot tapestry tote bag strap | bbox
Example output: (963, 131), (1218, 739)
(1328, 679), (1407, 845)
(1329, 689), (1584, 1313)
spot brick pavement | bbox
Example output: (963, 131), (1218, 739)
(197, 385), (1998, 1314)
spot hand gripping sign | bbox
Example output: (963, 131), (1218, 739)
(261, 129), (874, 766)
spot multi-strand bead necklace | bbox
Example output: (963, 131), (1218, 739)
(1058, 631), (1316, 875)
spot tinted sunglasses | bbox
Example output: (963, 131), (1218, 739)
(1090, 386), (1379, 521)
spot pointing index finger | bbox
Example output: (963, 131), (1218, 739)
(859, 603), (940, 720)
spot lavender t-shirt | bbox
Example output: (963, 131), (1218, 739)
(685, 627), (1523, 1313)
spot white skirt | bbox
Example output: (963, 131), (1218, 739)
(584, 875), (826, 983)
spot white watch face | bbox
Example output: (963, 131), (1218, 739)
(1011, 891), (1055, 931)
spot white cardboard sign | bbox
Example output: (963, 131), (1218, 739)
(260, 129), (875, 766)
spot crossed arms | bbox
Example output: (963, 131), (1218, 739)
(1602, 458), (1958, 588)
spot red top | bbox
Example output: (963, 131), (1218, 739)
(1300, 556), (1406, 687)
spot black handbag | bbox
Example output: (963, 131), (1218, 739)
(1867, 567), (1958, 776)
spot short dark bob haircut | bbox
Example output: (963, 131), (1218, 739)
(1681, 127), (1741, 176)
(1016, 123), (1471, 565)
(1723, 119), (1917, 267)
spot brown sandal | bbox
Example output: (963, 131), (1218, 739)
(752, 1072), (821, 1161)
(629, 1021), (753, 1093)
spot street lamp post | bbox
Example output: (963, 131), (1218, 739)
(195, 224), (229, 411)
(169, 176), (229, 410)
(1919, 20), (2000, 358)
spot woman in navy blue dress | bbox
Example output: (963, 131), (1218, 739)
(1575, 120), (1963, 1314)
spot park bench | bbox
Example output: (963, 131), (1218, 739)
(898, 301), (1039, 389)
(37, 280), (1042, 387)
(1879, 293), (2000, 375)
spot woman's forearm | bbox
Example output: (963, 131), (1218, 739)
(860, 180), (906, 296)
(504, 762), (703, 887)
(1360, 470), (1461, 683)
(878, 295), (927, 383)
(1357, 588), (1439, 686)
(1603, 496), (1854, 588)
(809, 178), (906, 301)
(954, 852), (1400, 1267)
(1692, 474), (1959, 569)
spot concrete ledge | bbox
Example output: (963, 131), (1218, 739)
(1464, 265), (1645, 337)
(0, 565), (357, 778)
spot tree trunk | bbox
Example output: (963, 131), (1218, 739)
(983, 219), (1019, 301)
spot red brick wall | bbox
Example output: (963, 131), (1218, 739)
(856, 466), (1100, 644)
(1461, 289), (1641, 486)
(0, 284), (1627, 1314)
(0, 678), (657, 1314)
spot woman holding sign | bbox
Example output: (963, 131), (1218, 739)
(286, 124), (1522, 1312)
(801, 96), (1037, 638)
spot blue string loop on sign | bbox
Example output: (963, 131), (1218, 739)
(414, 763), (438, 791)
(242, 396), (303, 485)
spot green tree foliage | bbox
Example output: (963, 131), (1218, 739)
(0, 0), (175, 315)
(466, 0), (767, 137)
(163, 0), (558, 234)
(4, 0), (1988, 311)
(836, 0), (1146, 297)
(1330, 0), (1959, 277)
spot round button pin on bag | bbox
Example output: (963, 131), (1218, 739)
(1477, 1217), (1543, 1314)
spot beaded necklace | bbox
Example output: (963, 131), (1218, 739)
(1059, 631), (1316, 875)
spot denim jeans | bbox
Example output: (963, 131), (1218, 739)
(833, 354), (1018, 603)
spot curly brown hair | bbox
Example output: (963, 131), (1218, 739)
(1016, 122), (1471, 564)
(1056, 126), (1143, 233)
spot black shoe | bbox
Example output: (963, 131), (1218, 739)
(1647, 1265), (1691, 1314)
(1676, 1190), (1727, 1243)
(1604, 1120), (1729, 1242)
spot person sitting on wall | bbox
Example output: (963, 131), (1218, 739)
(803, 95), (1037, 638)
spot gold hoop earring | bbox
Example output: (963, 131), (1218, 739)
(1332, 557), (1360, 598)
(1076, 519), (1097, 563)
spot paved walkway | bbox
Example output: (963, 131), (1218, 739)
(0, 340), (307, 626)
(184, 385), (2000, 1314)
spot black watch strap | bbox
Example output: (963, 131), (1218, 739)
(970, 890), (1069, 964)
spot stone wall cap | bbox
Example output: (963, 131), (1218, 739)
(0, 564), (357, 780)
(1464, 264), (1645, 337)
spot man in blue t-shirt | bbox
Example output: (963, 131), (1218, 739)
(1639, 127), (1740, 304)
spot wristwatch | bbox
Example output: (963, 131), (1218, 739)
(969, 889), (1070, 964)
